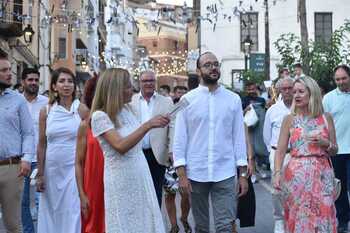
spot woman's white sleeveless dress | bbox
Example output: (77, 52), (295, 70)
(37, 100), (81, 233)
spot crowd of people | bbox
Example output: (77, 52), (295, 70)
(0, 50), (349, 233)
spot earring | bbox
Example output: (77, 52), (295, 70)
(53, 91), (58, 98)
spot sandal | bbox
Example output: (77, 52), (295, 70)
(169, 225), (179, 233)
(180, 219), (192, 233)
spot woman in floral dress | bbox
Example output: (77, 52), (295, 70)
(273, 76), (338, 233)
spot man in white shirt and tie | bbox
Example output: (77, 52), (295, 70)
(173, 52), (248, 233)
(263, 77), (294, 233)
(21, 68), (48, 233)
(130, 70), (174, 207)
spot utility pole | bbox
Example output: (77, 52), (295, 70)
(264, 0), (270, 80)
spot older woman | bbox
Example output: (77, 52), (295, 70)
(36, 67), (89, 233)
(273, 76), (338, 233)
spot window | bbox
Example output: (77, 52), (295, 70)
(240, 12), (258, 52)
(174, 41), (179, 50)
(152, 41), (157, 47)
(58, 38), (66, 59)
(315, 12), (332, 44)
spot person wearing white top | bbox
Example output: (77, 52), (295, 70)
(130, 70), (174, 208)
(173, 52), (248, 233)
(263, 77), (293, 233)
(21, 68), (48, 233)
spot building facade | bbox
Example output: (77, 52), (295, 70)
(0, 0), (40, 85)
(199, 0), (350, 89)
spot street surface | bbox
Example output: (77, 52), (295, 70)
(0, 177), (274, 233)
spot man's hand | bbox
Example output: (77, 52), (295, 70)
(178, 175), (192, 195)
(243, 105), (252, 115)
(247, 158), (255, 177)
(36, 175), (45, 192)
(19, 161), (31, 177)
(237, 177), (249, 197)
(177, 166), (192, 195)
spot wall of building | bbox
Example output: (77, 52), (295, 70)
(200, 0), (350, 89)
(137, 16), (188, 89)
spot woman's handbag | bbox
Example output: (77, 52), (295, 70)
(328, 158), (341, 200)
(322, 114), (341, 200)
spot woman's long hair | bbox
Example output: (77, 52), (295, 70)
(291, 76), (324, 118)
(90, 68), (130, 127)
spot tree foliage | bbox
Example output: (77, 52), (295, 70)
(274, 20), (350, 92)
(240, 70), (265, 86)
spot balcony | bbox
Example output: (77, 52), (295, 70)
(0, 0), (23, 37)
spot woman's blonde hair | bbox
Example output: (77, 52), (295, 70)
(90, 68), (131, 127)
(291, 76), (324, 118)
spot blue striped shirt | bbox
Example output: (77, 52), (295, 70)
(0, 88), (35, 162)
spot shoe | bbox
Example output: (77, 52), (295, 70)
(180, 218), (192, 233)
(274, 220), (285, 233)
(169, 225), (179, 233)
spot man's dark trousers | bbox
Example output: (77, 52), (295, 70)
(331, 154), (350, 228)
(143, 148), (166, 207)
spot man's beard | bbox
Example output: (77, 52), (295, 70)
(24, 85), (39, 95)
(202, 72), (220, 85)
(0, 80), (11, 90)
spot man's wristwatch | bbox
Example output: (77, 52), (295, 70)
(239, 172), (248, 179)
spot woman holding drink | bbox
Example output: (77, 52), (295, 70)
(273, 76), (338, 233)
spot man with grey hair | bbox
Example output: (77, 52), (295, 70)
(130, 70), (174, 207)
(263, 77), (294, 233)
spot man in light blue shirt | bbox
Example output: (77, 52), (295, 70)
(323, 64), (350, 233)
(0, 55), (34, 233)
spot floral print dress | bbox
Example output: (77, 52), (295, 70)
(281, 114), (337, 233)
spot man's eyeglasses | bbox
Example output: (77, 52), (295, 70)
(201, 62), (220, 69)
(140, 79), (156, 83)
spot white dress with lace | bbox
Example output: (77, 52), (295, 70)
(91, 107), (165, 233)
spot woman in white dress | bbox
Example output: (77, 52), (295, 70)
(90, 68), (169, 233)
(36, 67), (89, 233)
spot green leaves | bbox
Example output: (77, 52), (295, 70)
(274, 20), (350, 93)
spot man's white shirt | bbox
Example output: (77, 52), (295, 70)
(173, 85), (247, 182)
(138, 92), (156, 149)
(263, 100), (290, 152)
(24, 94), (48, 162)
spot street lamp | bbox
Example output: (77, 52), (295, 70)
(243, 35), (253, 71)
(23, 24), (35, 44)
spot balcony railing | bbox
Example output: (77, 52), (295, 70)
(0, 0), (23, 37)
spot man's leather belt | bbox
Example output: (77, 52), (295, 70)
(0, 156), (21, 166)
(272, 146), (291, 153)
